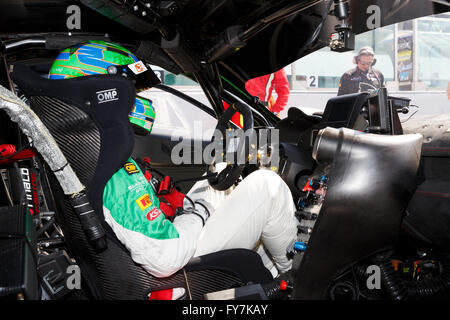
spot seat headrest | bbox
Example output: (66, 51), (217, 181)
(11, 64), (136, 130)
(11, 64), (137, 223)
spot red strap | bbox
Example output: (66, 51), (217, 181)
(162, 188), (185, 210)
(157, 188), (186, 217)
(144, 171), (152, 183)
(158, 202), (176, 217)
(0, 148), (37, 165)
(142, 169), (185, 217)
(158, 176), (173, 195)
(157, 176), (185, 216)
(0, 144), (16, 157)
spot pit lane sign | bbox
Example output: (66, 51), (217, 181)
(307, 75), (319, 88)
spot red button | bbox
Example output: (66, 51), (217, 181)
(280, 280), (287, 291)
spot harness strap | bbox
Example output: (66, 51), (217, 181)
(0, 147), (37, 165)
(135, 157), (217, 218)
(135, 157), (186, 217)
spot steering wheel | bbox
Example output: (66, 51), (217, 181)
(206, 102), (254, 191)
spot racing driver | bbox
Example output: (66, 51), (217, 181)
(48, 41), (298, 279)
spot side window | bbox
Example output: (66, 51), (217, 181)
(150, 65), (199, 87)
(141, 67), (217, 141)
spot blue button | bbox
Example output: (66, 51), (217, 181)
(294, 242), (307, 251)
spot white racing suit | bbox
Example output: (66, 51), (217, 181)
(103, 158), (297, 278)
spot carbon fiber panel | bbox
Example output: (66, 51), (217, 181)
(187, 269), (244, 300)
(0, 204), (38, 299)
(30, 96), (101, 186)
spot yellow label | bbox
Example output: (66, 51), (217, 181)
(124, 162), (139, 175)
(136, 194), (152, 211)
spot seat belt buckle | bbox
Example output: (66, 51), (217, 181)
(157, 176), (174, 196)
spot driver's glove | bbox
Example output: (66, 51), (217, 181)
(178, 198), (213, 226)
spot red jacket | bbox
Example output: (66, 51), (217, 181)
(245, 69), (290, 114)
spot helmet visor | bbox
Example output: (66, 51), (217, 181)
(107, 61), (159, 135)
(129, 95), (156, 135)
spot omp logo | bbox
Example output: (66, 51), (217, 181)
(124, 162), (139, 175)
(136, 194), (152, 211)
(96, 88), (118, 104)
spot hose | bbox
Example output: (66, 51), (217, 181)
(379, 260), (410, 300)
(378, 251), (450, 300)
(407, 252), (450, 298)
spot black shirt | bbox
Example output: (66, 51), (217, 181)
(337, 67), (385, 96)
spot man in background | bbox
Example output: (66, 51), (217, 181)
(337, 46), (385, 96)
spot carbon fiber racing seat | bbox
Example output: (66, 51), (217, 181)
(11, 64), (273, 300)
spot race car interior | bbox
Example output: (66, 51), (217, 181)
(0, 0), (449, 300)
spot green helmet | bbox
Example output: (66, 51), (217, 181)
(49, 40), (156, 135)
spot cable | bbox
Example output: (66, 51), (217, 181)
(296, 0), (334, 57)
(173, 172), (218, 188)
(350, 266), (361, 300)
(400, 105), (419, 123)
(400, 110), (419, 123)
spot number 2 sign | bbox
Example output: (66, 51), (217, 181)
(307, 75), (318, 88)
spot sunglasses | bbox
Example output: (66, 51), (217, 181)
(358, 61), (373, 66)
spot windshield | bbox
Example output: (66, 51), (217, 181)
(143, 12), (449, 128)
(249, 12), (450, 119)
